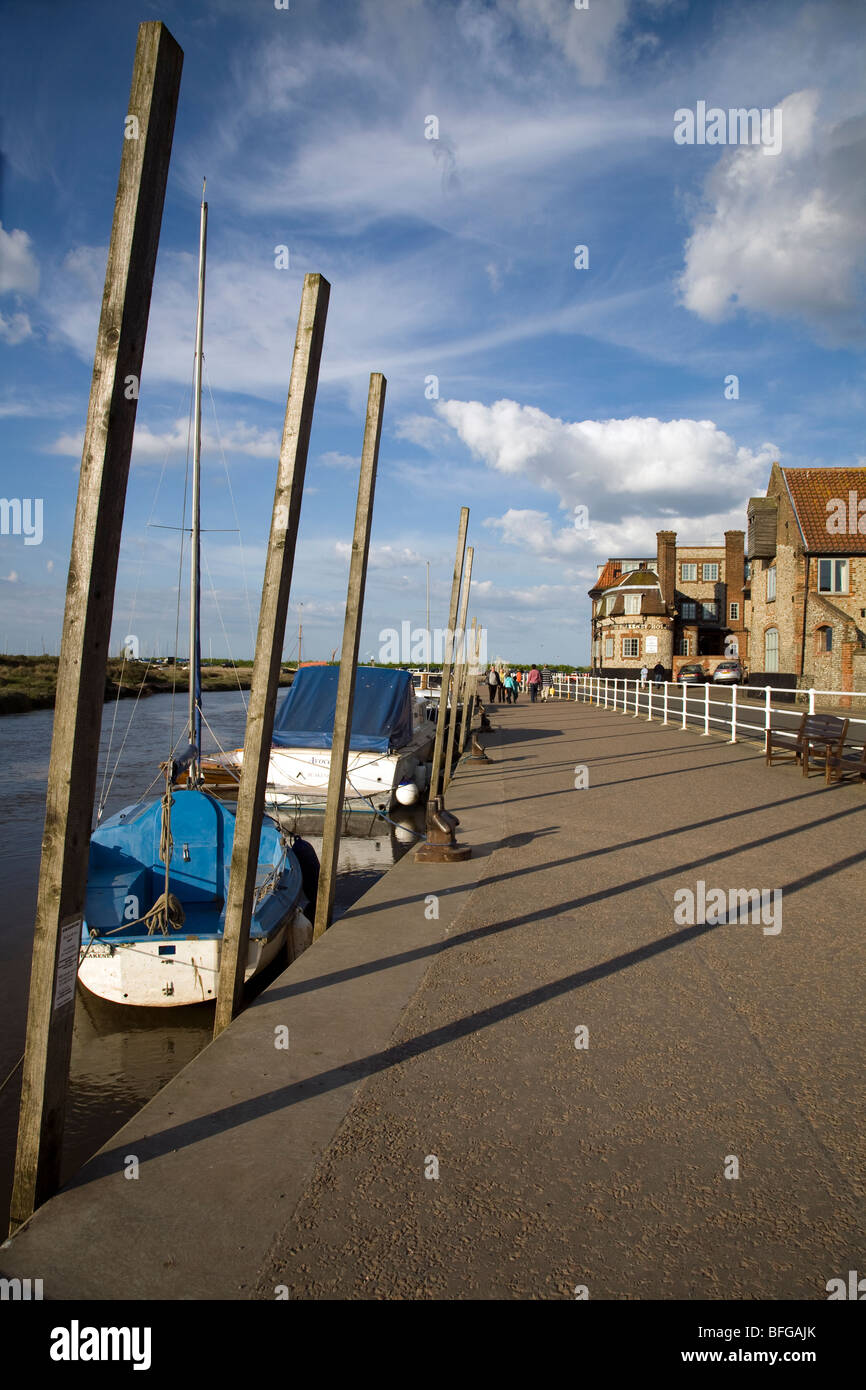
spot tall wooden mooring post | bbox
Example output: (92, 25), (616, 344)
(428, 507), (469, 800)
(442, 546), (473, 791)
(313, 374), (387, 941)
(9, 22), (183, 1233)
(213, 274), (330, 1038)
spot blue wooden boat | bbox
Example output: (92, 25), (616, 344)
(78, 191), (313, 1006)
(79, 790), (306, 1006)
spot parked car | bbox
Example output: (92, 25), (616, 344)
(676, 663), (707, 683)
(711, 660), (744, 684)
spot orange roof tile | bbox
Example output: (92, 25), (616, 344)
(592, 560), (622, 591)
(782, 467), (866, 554)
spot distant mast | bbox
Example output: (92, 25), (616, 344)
(188, 182), (207, 783)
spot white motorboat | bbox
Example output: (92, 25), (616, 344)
(203, 666), (435, 813)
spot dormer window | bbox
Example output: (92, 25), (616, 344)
(624, 594), (641, 615)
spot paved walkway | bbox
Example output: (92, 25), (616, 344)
(257, 697), (866, 1299)
(3, 698), (864, 1299)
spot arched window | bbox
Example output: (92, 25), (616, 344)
(764, 627), (779, 673)
(816, 625), (832, 654)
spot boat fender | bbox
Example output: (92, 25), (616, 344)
(291, 835), (320, 915)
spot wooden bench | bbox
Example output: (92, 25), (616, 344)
(825, 741), (866, 785)
(765, 712), (848, 777)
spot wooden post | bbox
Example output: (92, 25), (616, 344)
(428, 507), (469, 799)
(9, 22), (183, 1233)
(457, 617), (478, 757)
(213, 275), (330, 1038)
(312, 374), (386, 941)
(443, 546), (473, 790)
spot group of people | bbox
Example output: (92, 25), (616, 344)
(486, 664), (553, 704)
(486, 665), (520, 703)
(640, 663), (667, 686)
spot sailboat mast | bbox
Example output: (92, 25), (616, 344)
(189, 185), (207, 783)
(425, 560), (430, 674)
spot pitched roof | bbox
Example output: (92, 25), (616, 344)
(781, 467), (866, 554)
(613, 568), (659, 587)
(592, 560), (622, 592)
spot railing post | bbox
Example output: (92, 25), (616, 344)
(647, 682), (653, 722)
(808, 688), (815, 715)
(729, 683), (738, 743)
(703, 681), (710, 736)
(682, 682), (688, 730)
(662, 680), (669, 725)
(764, 685), (772, 748)
(604, 678), (609, 708)
(634, 677), (640, 716)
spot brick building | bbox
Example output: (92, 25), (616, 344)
(747, 463), (866, 692)
(589, 529), (747, 678)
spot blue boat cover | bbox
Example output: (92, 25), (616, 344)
(272, 666), (414, 753)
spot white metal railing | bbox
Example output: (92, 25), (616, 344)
(549, 673), (866, 746)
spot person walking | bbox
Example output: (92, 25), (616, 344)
(528, 664), (541, 702)
(652, 661), (665, 686)
(509, 671), (519, 703)
(540, 664), (552, 700)
(497, 664), (507, 702)
(640, 664), (649, 686)
(504, 672), (517, 704)
(487, 665), (499, 702)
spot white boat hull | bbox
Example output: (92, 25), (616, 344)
(231, 735), (433, 813)
(77, 909), (311, 1007)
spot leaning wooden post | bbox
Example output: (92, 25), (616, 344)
(457, 617), (479, 756)
(443, 546), (473, 790)
(428, 507), (469, 798)
(312, 374), (386, 941)
(9, 22), (183, 1234)
(213, 275), (330, 1038)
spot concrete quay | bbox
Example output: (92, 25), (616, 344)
(2, 696), (864, 1299)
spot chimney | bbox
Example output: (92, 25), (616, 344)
(656, 530), (677, 611)
(724, 530), (745, 634)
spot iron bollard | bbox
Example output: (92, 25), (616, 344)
(415, 795), (472, 862)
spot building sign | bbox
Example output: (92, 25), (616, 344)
(645, 635), (658, 653)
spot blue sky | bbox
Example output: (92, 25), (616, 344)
(1, 0), (865, 664)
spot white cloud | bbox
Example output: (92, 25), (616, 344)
(437, 397), (776, 511)
(335, 541), (427, 570)
(509, 0), (631, 86)
(678, 89), (866, 342)
(47, 418), (281, 462)
(319, 451), (358, 470)
(436, 396), (776, 558)
(0, 224), (39, 295)
(0, 310), (32, 344)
